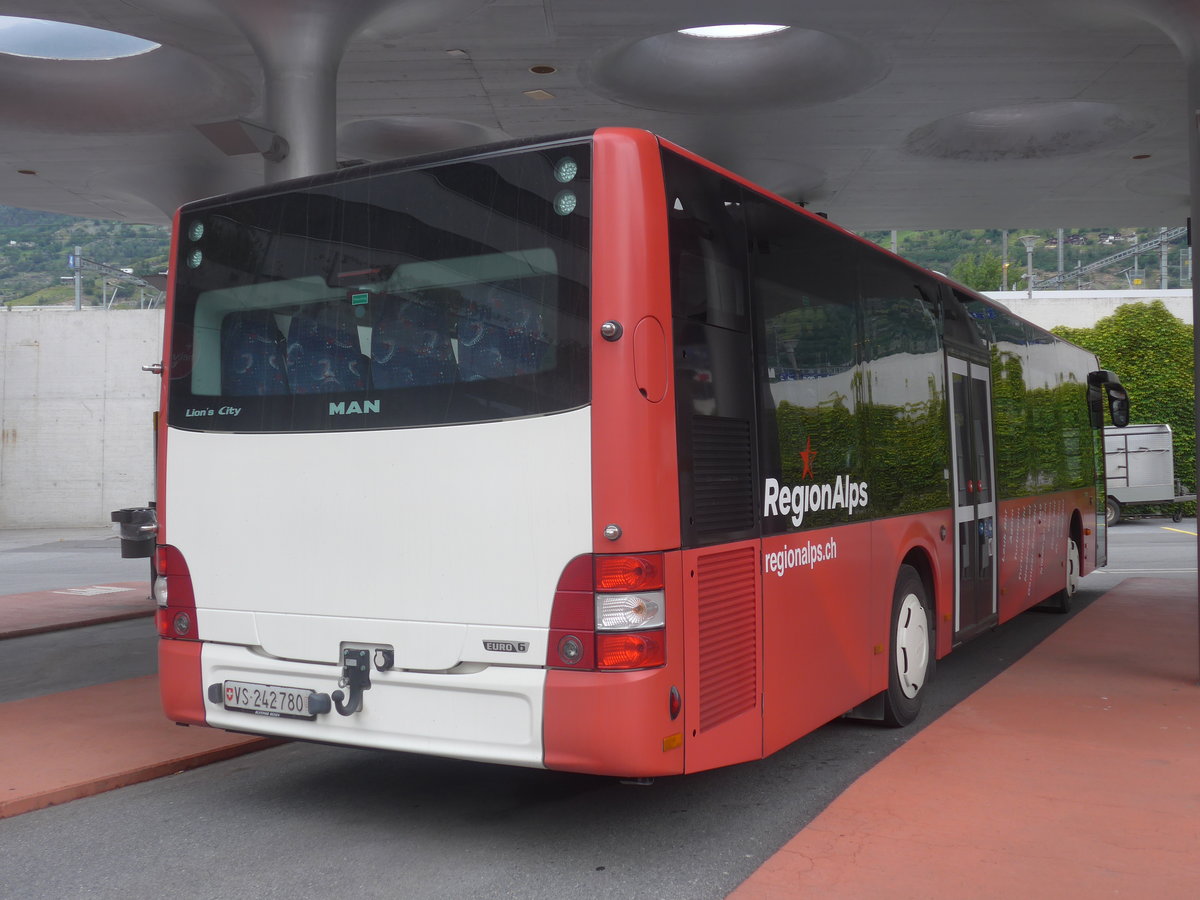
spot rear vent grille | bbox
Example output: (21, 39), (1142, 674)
(692, 416), (754, 535)
(697, 545), (758, 732)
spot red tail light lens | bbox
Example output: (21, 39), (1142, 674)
(596, 631), (665, 670)
(594, 554), (664, 591)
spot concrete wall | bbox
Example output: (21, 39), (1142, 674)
(984, 289), (1193, 331)
(1, 309), (162, 527)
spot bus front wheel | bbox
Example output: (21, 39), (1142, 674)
(1045, 537), (1079, 614)
(882, 565), (934, 728)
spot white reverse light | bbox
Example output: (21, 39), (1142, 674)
(596, 592), (665, 631)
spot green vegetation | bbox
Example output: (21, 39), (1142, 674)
(859, 228), (1190, 291)
(1053, 301), (1195, 493)
(0, 205), (169, 308)
(951, 252), (1004, 292)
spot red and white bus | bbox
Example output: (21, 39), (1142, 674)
(146, 128), (1128, 776)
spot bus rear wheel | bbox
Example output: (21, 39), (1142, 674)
(883, 565), (934, 728)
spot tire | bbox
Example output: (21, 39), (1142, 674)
(1046, 537), (1079, 614)
(1105, 496), (1121, 527)
(882, 565), (934, 727)
(1173, 509), (1183, 523)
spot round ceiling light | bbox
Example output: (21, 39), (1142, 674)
(678, 24), (790, 38)
(904, 101), (1153, 161)
(0, 16), (159, 60)
(587, 26), (886, 113)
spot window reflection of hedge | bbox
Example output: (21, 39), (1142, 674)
(863, 385), (950, 516)
(774, 396), (862, 529)
(773, 382), (949, 526)
(991, 346), (1093, 497)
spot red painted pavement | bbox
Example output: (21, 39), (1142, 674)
(0, 675), (276, 819)
(0, 582), (153, 639)
(730, 577), (1200, 899)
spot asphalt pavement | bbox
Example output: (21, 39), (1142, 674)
(0, 520), (1197, 898)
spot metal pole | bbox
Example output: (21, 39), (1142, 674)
(1161, 226), (1170, 289)
(1057, 228), (1064, 288)
(1027, 244), (1035, 298)
(1001, 230), (1009, 290)
(1018, 235), (1039, 299)
(74, 245), (82, 311)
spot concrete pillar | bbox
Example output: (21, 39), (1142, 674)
(1127, 0), (1200, 678)
(213, 0), (390, 182)
(1189, 62), (1200, 638)
(1187, 60), (1200, 680)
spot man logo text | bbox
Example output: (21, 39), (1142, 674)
(329, 400), (380, 415)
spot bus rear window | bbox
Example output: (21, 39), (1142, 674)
(168, 145), (591, 432)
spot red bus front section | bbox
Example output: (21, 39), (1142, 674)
(995, 488), (1096, 622)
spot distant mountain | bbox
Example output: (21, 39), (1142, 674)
(858, 227), (1190, 291)
(0, 205), (170, 308)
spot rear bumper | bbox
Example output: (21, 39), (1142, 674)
(163, 639), (548, 768)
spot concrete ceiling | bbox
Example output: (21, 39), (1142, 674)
(0, 0), (1196, 231)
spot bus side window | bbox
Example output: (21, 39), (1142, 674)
(859, 262), (949, 517)
(662, 150), (747, 331)
(220, 309), (289, 396)
(942, 287), (987, 350)
(748, 199), (863, 527)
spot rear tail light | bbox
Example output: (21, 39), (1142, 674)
(594, 554), (664, 591)
(154, 544), (198, 640)
(596, 631), (665, 669)
(547, 553), (666, 671)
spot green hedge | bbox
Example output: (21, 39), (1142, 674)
(1053, 301), (1195, 492)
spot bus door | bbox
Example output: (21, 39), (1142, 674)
(947, 356), (997, 638)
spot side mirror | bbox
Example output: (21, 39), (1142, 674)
(1088, 370), (1129, 428)
(1108, 386), (1129, 428)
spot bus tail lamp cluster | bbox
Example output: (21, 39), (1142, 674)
(154, 544), (198, 640)
(548, 554), (666, 671)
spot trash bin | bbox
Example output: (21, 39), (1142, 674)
(111, 506), (157, 558)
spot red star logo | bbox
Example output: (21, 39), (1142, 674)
(799, 437), (817, 479)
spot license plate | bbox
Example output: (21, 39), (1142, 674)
(223, 680), (316, 720)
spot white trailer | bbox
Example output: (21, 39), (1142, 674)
(1103, 424), (1192, 524)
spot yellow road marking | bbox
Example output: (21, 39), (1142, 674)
(1161, 526), (1197, 536)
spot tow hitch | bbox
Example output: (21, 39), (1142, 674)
(332, 648), (372, 716)
(209, 646), (395, 720)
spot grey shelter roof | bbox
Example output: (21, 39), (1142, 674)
(0, 1), (1197, 230)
